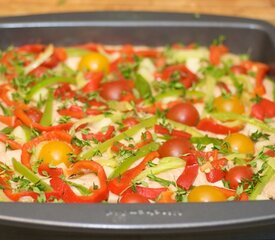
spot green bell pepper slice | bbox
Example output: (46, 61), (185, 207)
(109, 142), (160, 179)
(40, 89), (54, 126)
(26, 77), (75, 101)
(134, 74), (152, 99)
(79, 116), (157, 159)
(12, 158), (53, 192)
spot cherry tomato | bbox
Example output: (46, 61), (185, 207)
(100, 80), (133, 101)
(213, 95), (245, 114)
(225, 133), (255, 154)
(120, 193), (150, 203)
(166, 102), (200, 126)
(158, 138), (194, 158)
(38, 141), (73, 167)
(78, 52), (109, 73)
(188, 185), (227, 202)
(225, 166), (254, 189)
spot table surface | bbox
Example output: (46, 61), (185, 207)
(1, 0), (275, 25)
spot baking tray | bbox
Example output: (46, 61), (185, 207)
(0, 11), (275, 240)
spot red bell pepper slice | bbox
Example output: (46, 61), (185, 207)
(108, 151), (159, 195)
(51, 160), (109, 203)
(21, 130), (78, 169)
(58, 105), (85, 119)
(0, 133), (22, 150)
(54, 83), (76, 100)
(215, 186), (249, 201)
(209, 44), (228, 65)
(14, 106), (73, 132)
(3, 189), (38, 202)
(176, 154), (199, 190)
(154, 124), (191, 139)
(241, 61), (269, 96)
(17, 44), (45, 53)
(205, 168), (225, 183)
(124, 186), (167, 200)
(82, 125), (115, 142)
(82, 72), (103, 93)
(160, 64), (197, 89)
(0, 115), (16, 127)
(38, 163), (64, 178)
(197, 118), (243, 134)
(251, 98), (275, 121)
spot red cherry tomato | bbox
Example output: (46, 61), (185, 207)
(158, 137), (194, 158)
(120, 193), (150, 203)
(225, 166), (254, 190)
(100, 80), (133, 101)
(166, 102), (200, 126)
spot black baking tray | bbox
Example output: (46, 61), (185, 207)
(0, 12), (275, 240)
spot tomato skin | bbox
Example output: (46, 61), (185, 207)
(25, 107), (42, 123)
(38, 141), (73, 167)
(166, 102), (200, 126)
(120, 193), (150, 203)
(78, 52), (109, 73)
(225, 133), (255, 154)
(213, 95), (245, 114)
(158, 138), (194, 158)
(225, 166), (254, 190)
(188, 185), (227, 202)
(100, 80), (133, 101)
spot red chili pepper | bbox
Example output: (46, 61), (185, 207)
(51, 160), (108, 203)
(217, 82), (231, 93)
(82, 125), (115, 142)
(0, 84), (15, 106)
(15, 106), (73, 132)
(154, 124), (191, 139)
(135, 130), (153, 148)
(82, 72), (103, 93)
(176, 154), (199, 190)
(108, 151), (159, 195)
(21, 131), (78, 169)
(0, 133), (22, 150)
(209, 44), (228, 65)
(197, 118), (243, 134)
(206, 168), (225, 183)
(251, 98), (275, 121)
(161, 64), (197, 89)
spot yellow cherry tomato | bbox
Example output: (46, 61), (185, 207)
(78, 52), (109, 73)
(188, 185), (227, 202)
(38, 141), (73, 167)
(213, 95), (245, 114)
(225, 133), (255, 154)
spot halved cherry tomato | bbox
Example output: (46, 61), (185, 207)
(38, 140), (73, 167)
(213, 95), (245, 114)
(225, 133), (255, 154)
(120, 193), (150, 203)
(188, 185), (227, 202)
(158, 138), (194, 158)
(100, 80), (134, 101)
(225, 166), (254, 190)
(166, 102), (200, 126)
(78, 52), (109, 73)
